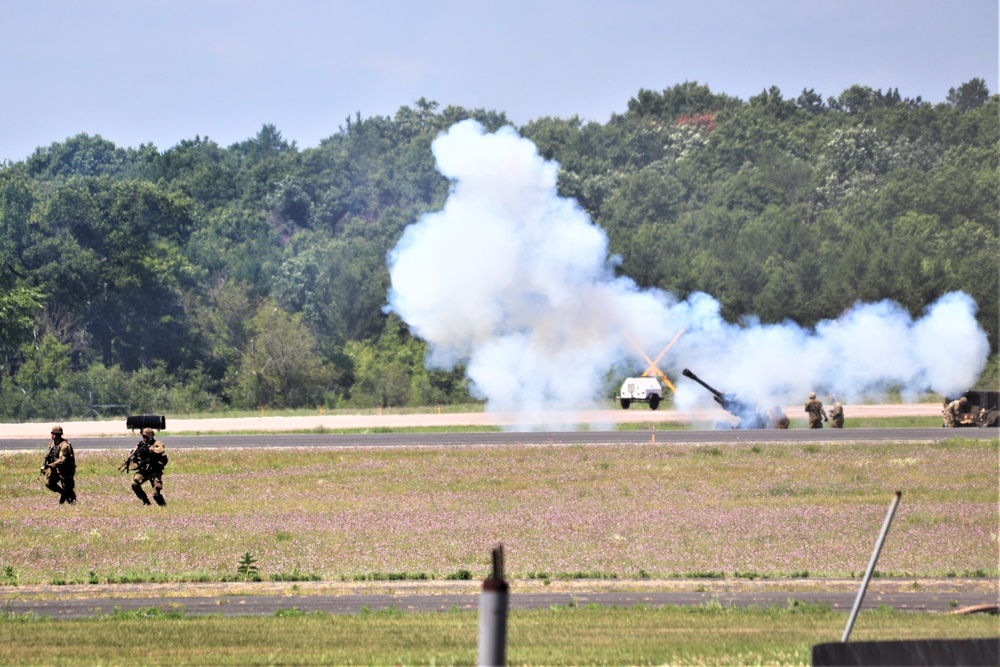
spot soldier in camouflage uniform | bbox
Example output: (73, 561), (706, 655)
(130, 428), (168, 506)
(804, 392), (828, 429)
(767, 406), (790, 429)
(828, 396), (845, 428)
(41, 425), (76, 504)
(942, 396), (969, 427)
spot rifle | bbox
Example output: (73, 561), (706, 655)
(118, 439), (151, 473)
(40, 444), (57, 476)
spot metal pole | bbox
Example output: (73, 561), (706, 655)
(842, 490), (902, 643)
(478, 545), (509, 667)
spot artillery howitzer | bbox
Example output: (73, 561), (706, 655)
(681, 368), (769, 429)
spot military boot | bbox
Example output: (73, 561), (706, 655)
(153, 493), (166, 506)
(132, 483), (151, 505)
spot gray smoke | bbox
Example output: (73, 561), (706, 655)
(386, 120), (988, 424)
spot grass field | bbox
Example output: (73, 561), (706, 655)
(1, 435), (997, 665)
(1, 603), (997, 666)
(1, 438), (996, 583)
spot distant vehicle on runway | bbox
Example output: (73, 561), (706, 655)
(619, 376), (663, 410)
(619, 330), (683, 410)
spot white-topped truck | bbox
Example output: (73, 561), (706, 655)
(619, 330), (682, 410)
(619, 376), (663, 410)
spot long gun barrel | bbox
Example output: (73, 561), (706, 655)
(681, 368), (725, 405)
(681, 367), (769, 429)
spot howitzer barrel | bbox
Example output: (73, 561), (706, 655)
(681, 368), (724, 400)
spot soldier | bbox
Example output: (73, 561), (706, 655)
(942, 396), (969, 428)
(129, 428), (168, 506)
(768, 406), (790, 429)
(41, 425), (76, 504)
(828, 396), (845, 428)
(804, 392), (828, 429)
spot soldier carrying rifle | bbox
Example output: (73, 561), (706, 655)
(120, 427), (168, 506)
(41, 425), (76, 504)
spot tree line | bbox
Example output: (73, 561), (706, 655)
(0, 80), (996, 420)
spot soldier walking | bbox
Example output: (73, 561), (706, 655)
(828, 396), (845, 428)
(41, 425), (76, 504)
(126, 428), (168, 506)
(804, 392), (828, 429)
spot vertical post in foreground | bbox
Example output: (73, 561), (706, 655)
(478, 545), (509, 667)
(842, 490), (902, 643)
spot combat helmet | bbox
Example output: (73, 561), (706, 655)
(51, 425), (63, 435)
(141, 427), (155, 437)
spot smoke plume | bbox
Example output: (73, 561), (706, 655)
(386, 120), (988, 424)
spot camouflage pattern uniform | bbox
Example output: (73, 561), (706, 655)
(828, 397), (844, 429)
(804, 392), (828, 429)
(131, 428), (168, 506)
(942, 397), (968, 427)
(768, 406), (790, 429)
(42, 425), (76, 504)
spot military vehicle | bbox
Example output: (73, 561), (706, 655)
(619, 330), (683, 410)
(942, 391), (999, 427)
(619, 376), (663, 410)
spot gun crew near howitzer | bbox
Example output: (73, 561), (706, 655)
(615, 331), (990, 430)
(941, 391), (999, 428)
(663, 367), (996, 429)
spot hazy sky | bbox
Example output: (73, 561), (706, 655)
(2, 0), (996, 163)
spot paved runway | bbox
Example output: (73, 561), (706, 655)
(0, 426), (990, 453)
(4, 581), (997, 619)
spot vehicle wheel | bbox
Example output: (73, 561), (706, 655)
(648, 394), (660, 410)
(620, 398), (631, 409)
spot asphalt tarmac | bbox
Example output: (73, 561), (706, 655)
(3, 581), (997, 619)
(0, 426), (990, 453)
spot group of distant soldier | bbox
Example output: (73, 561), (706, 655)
(804, 392), (844, 429)
(762, 392), (844, 429)
(40, 426), (168, 506)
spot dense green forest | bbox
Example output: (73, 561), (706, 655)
(0, 80), (996, 420)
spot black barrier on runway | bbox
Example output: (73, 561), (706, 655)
(813, 638), (998, 666)
(126, 415), (166, 431)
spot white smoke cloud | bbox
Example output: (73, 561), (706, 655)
(386, 120), (989, 425)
